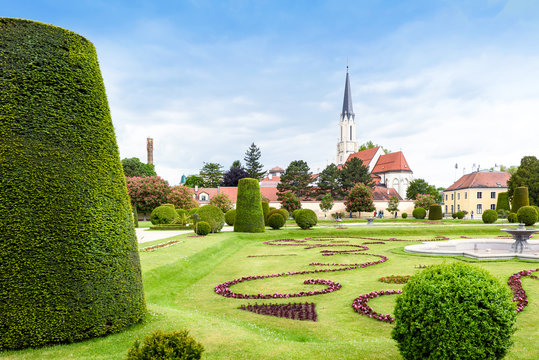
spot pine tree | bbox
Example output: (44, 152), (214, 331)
(277, 160), (313, 200)
(317, 164), (343, 199)
(244, 143), (266, 180)
(200, 162), (224, 188)
(340, 157), (374, 194)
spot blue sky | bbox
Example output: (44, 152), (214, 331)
(4, 0), (539, 187)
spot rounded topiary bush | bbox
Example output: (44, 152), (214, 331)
(412, 207), (426, 219)
(268, 208), (288, 222)
(176, 208), (188, 217)
(507, 212), (518, 223)
(392, 263), (516, 360)
(234, 178), (265, 233)
(401, 212), (408, 219)
(196, 205), (225, 233)
(0, 18), (145, 349)
(511, 186), (529, 213)
(268, 213), (286, 230)
(295, 209), (318, 229)
(292, 209), (301, 219)
(456, 211), (466, 219)
(126, 330), (204, 360)
(150, 204), (179, 225)
(533, 206), (539, 217)
(224, 209), (236, 226)
(482, 209), (498, 224)
(195, 221), (211, 236)
(517, 206), (538, 226)
(428, 204), (442, 220)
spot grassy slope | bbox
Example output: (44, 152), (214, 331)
(2, 224), (538, 359)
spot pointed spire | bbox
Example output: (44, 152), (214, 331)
(341, 66), (354, 119)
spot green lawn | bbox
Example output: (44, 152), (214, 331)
(2, 224), (538, 359)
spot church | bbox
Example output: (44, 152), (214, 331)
(335, 68), (414, 200)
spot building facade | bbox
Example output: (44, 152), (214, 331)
(443, 171), (510, 217)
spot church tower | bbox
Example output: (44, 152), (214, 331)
(336, 67), (358, 165)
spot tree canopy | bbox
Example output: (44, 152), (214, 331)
(184, 175), (204, 188)
(340, 157), (374, 192)
(406, 178), (438, 201)
(222, 167), (250, 187)
(358, 140), (390, 154)
(317, 163), (343, 199)
(244, 143), (266, 180)
(345, 183), (375, 213)
(121, 157), (156, 177)
(200, 162), (224, 188)
(277, 160), (313, 200)
(507, 156), (539, 206)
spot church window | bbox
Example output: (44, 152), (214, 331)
(350, 125), (352, 140)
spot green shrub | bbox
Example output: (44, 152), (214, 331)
(507, 212), (518, 223)
(427, 204), (442, 220)
(268, 213), (286, 230)
(401, 212), (408, 219)
(0, 18), (145, 349)
(292, 209), (301, 219)
(496, 191), (510, 211)
(188, 208), (199, 216)
(497, 209), (509, 219)
(451, 212), (458, 219)
(224, 209), (236, 226)
(278, 208), (289, 219)
(150, 205), (179, 225)
(482, 209), (498, 224)
(234, 178), (265, 233)
(517, 206), (538, 226)
(268, 208), (288, 222)
(392, 263), (516, 360)
(412, 207), (426, 219)
(176, 208), (188, 217)
(456, 211), (465, 219)
(195, 221), (211, 236)
(126, 330), (204, 360)
(533, 206), (539, 217)
(196, 205), (225, 233)
(261, 201), (270, 225)
(295, 209), (318, 229)
(511, 186), (529, 213)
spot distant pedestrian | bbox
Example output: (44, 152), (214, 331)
(373, 210), (377, 217)
(394, 211), (398, 218)
(471, 211), (474, 219)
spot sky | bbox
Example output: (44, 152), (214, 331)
(4, 0), (539, 188)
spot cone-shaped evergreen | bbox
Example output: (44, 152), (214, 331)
(0, 18), (145, 349)
(234, 178), (265, 232)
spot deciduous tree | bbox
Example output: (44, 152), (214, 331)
(184, 175), (204, 188)
(406, 179), (437, 200)
(507, 156), (539, 206)
(126, 176), (170, 213)
(209, 193), (234, 213)
(200, 162), (224, 188)
(319, 194), (334, 217)
(414, 194), (436, 210)
(345, 183), (375, 213)
(168, 185), (198, 210)
(280, 192), (302, 214)
(121, 157), (156, 177)
(387, 196), (400, 213)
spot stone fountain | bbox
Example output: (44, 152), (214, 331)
(501, 223), (538, 253)
(404, 224), (539, 260)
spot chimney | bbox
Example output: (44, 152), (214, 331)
(147, 137), (154, 164)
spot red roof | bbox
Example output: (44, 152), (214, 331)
(445, 172), (510, 191)
(195, 186), (279, 202)
(371, 152), (412, 173)
(269, 166), (284, 173)
(373, 186), (403, 201)
(346, 146), (379, 167)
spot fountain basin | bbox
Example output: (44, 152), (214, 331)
(405, 238), (539, 260)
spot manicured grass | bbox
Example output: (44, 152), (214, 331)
(2, 224), (537, 359)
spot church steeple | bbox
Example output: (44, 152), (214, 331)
(336, 66), (359, 166)
(341, 67), (354, 119)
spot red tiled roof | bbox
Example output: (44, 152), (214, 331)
(260, 175), (280, 186)
(371, 152), (412, 173)
(373, 186), (403, 201)
(195, 186), (279, 202)
(270, 166), (284, 172)
(445, 172), (510, 191)
(346, 147), (380, 167)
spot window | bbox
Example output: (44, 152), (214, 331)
(350, 125), (352, 140)
(477, 204), (483, 214)
(451, 205), (454, 213)
(199, 193), (208, 201)
(458, 205), (460, 211)
(477, 192), (482, 199)
(490, 204), (496, 210)
(491, 192), (496, 199)
(445, 205), (448, 213)
(458, 193), (460, 200)
(451, 193), (454, 200)
(445, 194), (448, 201)
(465, 192), (467, 199)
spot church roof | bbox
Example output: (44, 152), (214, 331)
(373, 186), (403, 201)
(346, 146), (380, 167)
(341, 68), (354, 119)
(445, 172), (510, 191)
(371, 151), (412, 174)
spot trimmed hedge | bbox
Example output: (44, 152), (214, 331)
(0, 19), (145, 349)
(412, 207), (426, 219)
(292, 209), (301, 219)
(427, 204), (442, 220)
(268, 208), (288, 222)
(392, 263), (516, 360)
(224, 209), (236, 226)
(507, 212), (518, 223)
(295, 209), (318, 229)
(196, 221), (211, 236)
(482, 209), (498, 224)
(517, 206), (537, 226)
(401, 212), (408, 219)
(127, 330), (204, 360)
(511, 186), (529, 213)
(496, 192), (510, 211)
(268, 213), (286, 229)
(150, 204), (179, 225)
(196, 205), (225, 233)
(261, 201), (270, 225)
(234, 178), (265, 233)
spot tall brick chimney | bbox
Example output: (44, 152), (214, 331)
(147, 137), (154, 164)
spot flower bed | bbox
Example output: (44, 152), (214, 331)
(352, 290), (402, 323)
(378, 275), (411, 284)
(140, 240), (181, 252)
(239, 302), (317, 321)
(507, 268), (539, 312)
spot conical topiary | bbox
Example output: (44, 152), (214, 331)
(234, 178), (265, 232)
(0, 18), (145, 349)
(511, 186), (529, 213)
(496, 192), (510, 211)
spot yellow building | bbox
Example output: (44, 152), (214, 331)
(443, 171), (511, 218)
